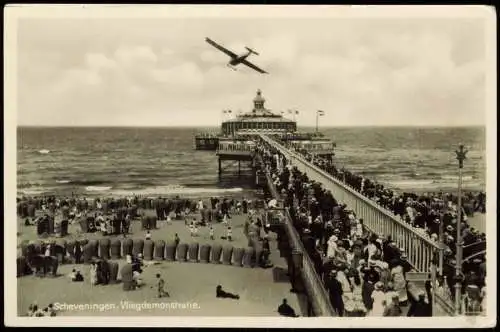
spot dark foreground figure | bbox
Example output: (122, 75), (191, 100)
(277, 298), (299, 317)
(216, 285), (240, 300)
(407, 294), (432, 317)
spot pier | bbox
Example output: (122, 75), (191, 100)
(259, 134), (440, 272)
(254, 134), (462, 316)
(210, 133), (484, 317)
(216, 139), (257, 177)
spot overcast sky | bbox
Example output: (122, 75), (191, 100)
(14, 6), (490, 127)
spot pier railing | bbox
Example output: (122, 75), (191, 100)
(263, 171), (336, 317)
(259, 134), (440, 273)
(217, 142), (256, 152)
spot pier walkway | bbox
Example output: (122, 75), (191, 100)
(259, 134), (440, 273)
(257, 134), (454, 316)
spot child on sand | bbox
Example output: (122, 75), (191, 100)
(227, 226), (232, 241)
(133, 270), (143, 288)
(69, 268), (76, 280)
(189, 222), (195, 237)
(156, 273), (170, 298)
(209, 225), (215, 240)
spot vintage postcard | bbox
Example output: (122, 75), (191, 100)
(4, 4), (497, 328)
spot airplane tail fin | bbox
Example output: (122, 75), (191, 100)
(245, 47), (259, 56)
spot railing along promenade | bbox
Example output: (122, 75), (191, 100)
(263, 169), (336, 317)
(259, 134), (441, 274)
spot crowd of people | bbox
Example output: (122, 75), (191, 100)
(26, 303), (57, 317)
(16, 137), (487, 317)
(18, 192), (284, 316)
(286, 141), (487, 248)
(256, 137), (487, 316)
(18, 194), (262, 240)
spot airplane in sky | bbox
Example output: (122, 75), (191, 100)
(205, 37), (269, 74)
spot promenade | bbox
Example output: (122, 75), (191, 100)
(255, 134), (487, 317)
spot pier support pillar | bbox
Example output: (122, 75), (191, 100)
(218, 158), (222, 176)
(238, 161), (241, 176)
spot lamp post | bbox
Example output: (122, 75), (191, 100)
(454, 144), (468, 315)
(431, 250), (439, 317)
(438, 213), (444, 276)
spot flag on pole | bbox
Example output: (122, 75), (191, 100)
(227, 110), (232, 113)
(317, 110), (325, 116)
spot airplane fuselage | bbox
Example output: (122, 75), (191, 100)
(228, 51), (252, 66)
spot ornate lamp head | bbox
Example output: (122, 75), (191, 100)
(455, 144), (468, 169)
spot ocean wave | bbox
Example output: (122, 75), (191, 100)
(18, 182), (41, 189)
(18, 188), (51, 195)
(386, 177), (484, 192)
(86, 186), (113, 192)
(38, 149), (50, 154)
(441, 175), (474, 181)
(55, 180), (71, 184)
(70, 180), (111, 186)
(387, 180), (435, 187)
(105, 185), (243, 197)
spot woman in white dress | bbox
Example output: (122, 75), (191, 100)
(326, 235), (338, 259)
(90, 263), (98, 286)
(391, 263), (408, 305)
(345, 274), (366, 316)
(337, 267), (352, 295)
(369, 282), (386, 316)
(384, 282), (399, 305)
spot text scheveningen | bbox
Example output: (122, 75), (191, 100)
(54, 301), (200, 312)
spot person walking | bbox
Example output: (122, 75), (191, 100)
(209, 225), (215, 240)
(327, 270), (345, 317)
(156, 273), (170, 298)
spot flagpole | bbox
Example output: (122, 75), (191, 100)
(316, 111), (318, 133)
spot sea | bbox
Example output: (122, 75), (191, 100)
(16, 126), (486, 198)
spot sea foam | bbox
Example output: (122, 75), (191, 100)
(85, 186), (113, 192)
(105, 185), (243, 197)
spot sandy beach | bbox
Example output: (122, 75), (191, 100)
(17, 209), (301, 317)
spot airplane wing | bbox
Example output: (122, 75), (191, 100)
(205, 38), (237, 58)
(241, 59), (269, 74)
